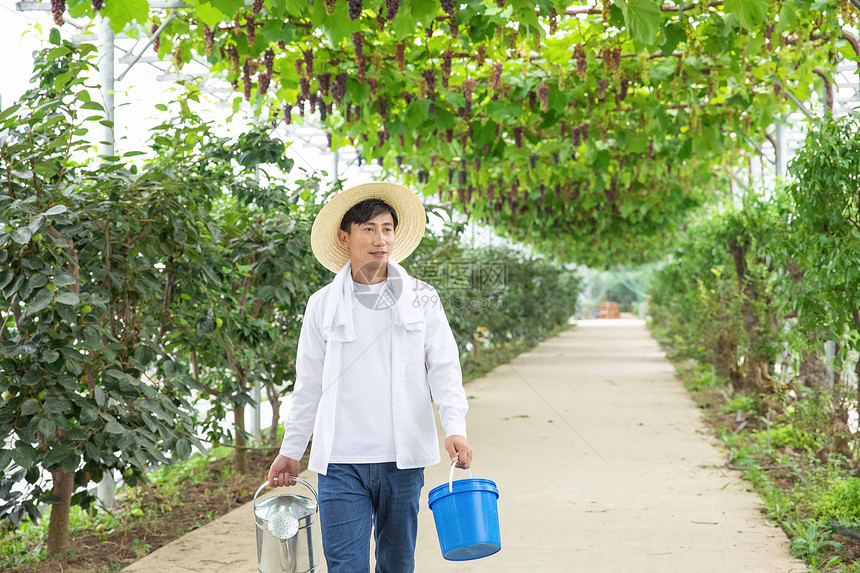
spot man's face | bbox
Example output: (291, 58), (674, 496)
(337, 211), (396, 275)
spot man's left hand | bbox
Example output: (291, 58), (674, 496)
(445, 435), (472, 469)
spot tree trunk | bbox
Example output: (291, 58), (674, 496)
(854, 310), (860, 446)
(234, 404), (247, 473)
(727, 236), (767, 395)
(46, 467), (75, 556)
(799, 347), (831, 390)
(712, 314), (736, 382)
(267, 374), (283, 447)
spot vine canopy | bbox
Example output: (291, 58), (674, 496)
(52, 0), (859, 266)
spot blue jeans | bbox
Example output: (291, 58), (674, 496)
(317, 463), (425, 573)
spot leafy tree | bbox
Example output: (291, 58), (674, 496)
(0, 39), (202, 555)
(787, 112), (860, 450)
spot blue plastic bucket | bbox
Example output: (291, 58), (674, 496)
(428, 465), (500, 561)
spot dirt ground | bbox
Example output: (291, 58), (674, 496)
(5, 448), (281, 573)
(109, 317), (809, 573)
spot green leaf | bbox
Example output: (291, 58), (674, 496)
(615, 0), (661, 46)
(28, 289), (54, 314)
(10, 227), (32, 245)
(43, 204), (68, 216)
(94, 385), (106, 407)
(155, 103), (169, 112)
(775, 0), (797, 35)
(392, 2), (417, 41)
(208, 0), (244, 16)
(194, 2), (228, 26)
(56, 290), (80, 305)
(37, 416), (57, 437)
(724, 0), (769, 31)
(21, 369), (42, 387)
(56, 301), (77, 323)
(104, 420), (125, 434)
(53, 271), (76, 287)
(12, 443), (37, 469)
(101, 0), (150, 33)
(0, 103), (22, 123)
(41, 350), (60, 364)
(44, 397), (71, 415)
(21, 399), (41, 416)
(660, 21), (686, 55)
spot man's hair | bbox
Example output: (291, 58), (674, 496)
(339, 198), (399, 232)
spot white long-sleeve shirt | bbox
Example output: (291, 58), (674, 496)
(279, 259), (468, 474)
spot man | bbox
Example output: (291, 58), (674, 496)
(267, 182), (472, 573)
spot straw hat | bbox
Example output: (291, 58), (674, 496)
(311, 182), (427, 273)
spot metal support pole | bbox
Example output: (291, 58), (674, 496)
(117, 10), (178, 82)
(331, 147), (339, 193)
(251, 381), (262, 444)
(97, 15), (115, 158)
(775, 122), (789, 179)
(770, 76), (815, 121)
(96, 14), (115, 509)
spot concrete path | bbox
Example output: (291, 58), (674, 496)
(123, 319), (806, 573)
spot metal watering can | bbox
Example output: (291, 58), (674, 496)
(253, 478), (321, 573)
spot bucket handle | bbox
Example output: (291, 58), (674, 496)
(253, 477), (318, 511)
(448, 461), (473, 493)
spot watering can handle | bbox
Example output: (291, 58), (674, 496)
(448, 461), (473, 493)
(253, 477), (318, 510)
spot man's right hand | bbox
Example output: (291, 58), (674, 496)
(268, 454), (300, 487)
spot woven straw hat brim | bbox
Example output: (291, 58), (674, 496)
(311, 182), (427, 273)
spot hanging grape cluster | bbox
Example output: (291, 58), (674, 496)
(152, 21), (161, 53)
(537, 84), (550, 112)
(603, 46), (622, 78)
(441, 52), (452, 88)
(462, 79), (476, 114)
(246, 15), (256, 47)
(299, 77), (310, 100)
(386, 0), (400, 20)
(573, 44), (587, 79)
(243, 59), (252, 100)
(395, 43), (406, 72)
(348, 0), (363, 21)
(421, 69), (436, 97)
(596, 79), (610, 102)
(440, 0), (455, 16)
(332, 73), (348, 104)
(263, 49), (274, 77)
(51, 0), (65, 26)
(619, 79), (629, 101)
(353, 33), (366, 83)
(225, 44), (239, 73)
(513, 126), (523, 149)
(92, 0), (103, 11)
(324, 0), (337, 15)
(318, 72), (330, 97)
(303, 49), (314, 76)
(492, 62), (503, 90)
